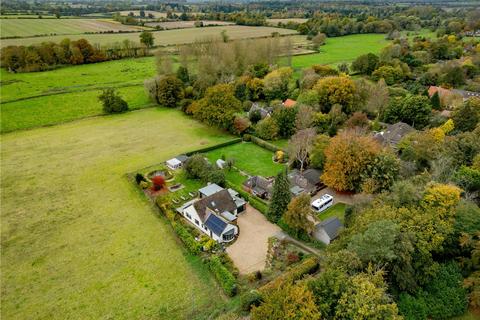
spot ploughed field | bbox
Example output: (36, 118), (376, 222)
(0, 18), (144, 38)
(0, 108), (233, 319)
(0, 24), (298, 48)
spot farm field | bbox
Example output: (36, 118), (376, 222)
(267, 18), (308, 26)
(0, 18), (143, 38)
(291, 33), (389, 69)
(145, 20), (233, 29)
(0, 25), (298, 48)
(1, 57), (155, 102)
(1, 108), (233, 319)
(116, 10), (168, 18)
(1, 85), (150, 133)
(1, 57), (158, 132)
(204, 142), (285, 177)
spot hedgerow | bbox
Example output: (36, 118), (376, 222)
(173, 223), (201, 255)
(209, 255), (237, 296)
(259, 256), (319, 294)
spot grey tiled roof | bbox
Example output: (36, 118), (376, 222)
(317, 217), (343, 240)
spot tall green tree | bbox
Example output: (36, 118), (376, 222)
(268, 170), (291, 223)
(98, 88), (129, 114)
(140, 31), (154, 48)
(452, 98), (480, 132)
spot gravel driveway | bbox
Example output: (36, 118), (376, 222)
(226, 205), (280, 274)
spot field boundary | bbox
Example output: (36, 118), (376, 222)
(1, 82), (144, 104)
(1, 103), (156, 134)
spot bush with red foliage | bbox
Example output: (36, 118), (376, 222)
(286, 252), (300, 265)
(151, 175), (166, 191)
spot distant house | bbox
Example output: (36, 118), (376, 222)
(283, 99), (297, 108)
(166, 155), (189, 170)
(428, 85), (480, 102)
(288, 168), (324, 196)
(313, 217), (343, 244)
(249, 103), (272, 119)
(243, 176), (274, 199)
(374, 122), (415, 149)
(178, 185), (246, 243)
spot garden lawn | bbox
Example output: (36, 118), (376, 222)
(1, 108), (233, 320)
(317, 203), (346, 223)
(291, 34), (389, 69)
(1, 85), (151, 133)
(204, 142), (285, 177)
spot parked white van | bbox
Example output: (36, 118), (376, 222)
(311, 194), (334, 212)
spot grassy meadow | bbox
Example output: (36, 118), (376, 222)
(0, 18), (143, 38)
(1, 25), (298, 48)
(1, 108), (234, 319)
(291, 33), (389, 69)
(1, 57), (158, 132)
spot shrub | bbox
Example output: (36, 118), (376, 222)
(98, 88), (129, 114)
(151, 175), (166, 191)
(135, 173), (146, 184)
(259, 257), (319, 293)
(174, 223), (201, 255)
(398, 292), (428, 320)
(209, 256), (237, 296)
(255, 117), (279, 140)
(250, 135), (282, 152)
(240, 290), (263, 312)
(286, 252), (300, 265)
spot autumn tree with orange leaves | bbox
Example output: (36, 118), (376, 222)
(321, 131), (381, 192)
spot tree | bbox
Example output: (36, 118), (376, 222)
(263, 67), (293, 101)
(336, 271), (401, 320)
(287, 128), (316, 172)
(187, 84), (242, 130)
(146, 75), (184, 108)
(251, 284), (320, 320)
(452, 98), (480, 132)
(140, 31), (154, 48)
(345, 112), (369, 129)
(255, 117), (279, 140)
(309, 135), (330, 170)
(308, 269), (349, 319)
(348, 220), (400, 267)
(233, 116), (251, 135)
(151, 175), (166, 191)
(176, 66), (190, 84)
(283, 193), (314, 236)
(360, 152), (400, 194)
(372, 65), (404, 85)
(430, 91), (441, 110)
(381, 95), (432, 129)
(351, 53), (379, 75)
(312, 33), (326, 50)
(268, 170), (291, 223)
(273, 107), (297, 138)
(364, 78), (389, 116)
(295, 105), (314, 130)
(98, 88), (129, 114)
(321, 131), (381, 191)
(314, 76), (356, 114)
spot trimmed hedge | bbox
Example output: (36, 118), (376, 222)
(209, 255), (237, 296)
(185, 138), (242, 156)
(173, 223), (201, 255)
(259, 256), (319, 293)
(250, 135), (283, 152)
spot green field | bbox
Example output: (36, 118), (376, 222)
(1, 85), (151, 132)
(0, 18), (143, 38)
(1, 25), (298, 48)
(1, 57), (155, 102)
(291, 33), (389, 69)
(204, 142), (285, 177)
(1, 57), (158, 132)
(1, 108), (233, 319)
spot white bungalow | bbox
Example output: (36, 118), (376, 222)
(178, 185), (246, 243)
